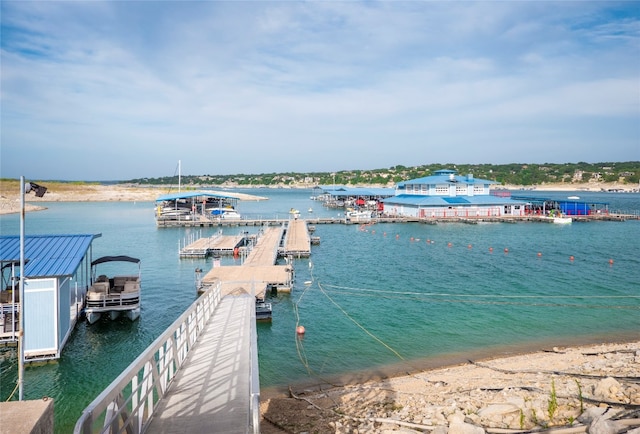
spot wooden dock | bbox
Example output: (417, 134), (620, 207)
(179, 233), (246, 258)
(283, 219), (311, 257)
(202, 226), (293, 298)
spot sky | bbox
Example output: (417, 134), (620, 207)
(1, 1), (639, 181)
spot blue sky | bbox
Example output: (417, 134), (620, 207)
(1, 1), (638, 181)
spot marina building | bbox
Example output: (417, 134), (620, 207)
(381, 169), (528, 218)
(0, 234), (100, 361)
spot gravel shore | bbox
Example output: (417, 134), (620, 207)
(0, 184), (266, 215)
(260, 340), (640, 433)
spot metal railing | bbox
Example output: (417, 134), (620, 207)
(74, 282), (222, 434)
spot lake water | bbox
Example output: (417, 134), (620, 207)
(1, 188), (639, 433)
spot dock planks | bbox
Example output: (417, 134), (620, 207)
(180, 234), (245, 258)
(145, 295), (254, 434)
(283, 219), (311, 257)
(202, 226), (293, 298)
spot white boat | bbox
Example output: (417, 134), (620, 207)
(346, 210), (372, 222)
(210, 207), (241, 220)
(84, 256), (141, 324)
(256, 300), (272, 321)
(552, 217), (572, 224)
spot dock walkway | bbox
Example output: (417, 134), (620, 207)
(180, 234), (245, 258)
(283, 219), (311, 257)
(145, 294), (256, 434)
(203, 226), (293, 298)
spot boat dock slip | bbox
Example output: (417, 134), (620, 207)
(201, 226), (293, 297)
(283, 218), (311, 257)
(179, 233), (245, 258)
(243, 226), (284, 267)
(144, 294), (256, 434)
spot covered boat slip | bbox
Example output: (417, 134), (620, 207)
(0, 234), (99, 361)
(155, 191), (240, 225)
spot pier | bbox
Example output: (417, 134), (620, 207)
(179, 231), (246, 258)
(199, 222), (312, 298)
(74, 284), (260, 434)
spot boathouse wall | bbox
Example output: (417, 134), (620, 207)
(24, 278), (58, 359)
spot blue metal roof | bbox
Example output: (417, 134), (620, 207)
(155, 191), (236, 202)
(0, 234), (100, 278)
(398, 170), (497, 187)
(316, 186), (395, 196)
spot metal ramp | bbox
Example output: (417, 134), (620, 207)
(74, 285), (259, 434)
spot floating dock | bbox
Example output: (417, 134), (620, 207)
(199, 224), (309, 298)
(179, 232), (246, 258)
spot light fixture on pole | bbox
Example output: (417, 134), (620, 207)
(18, 176), (47, 401)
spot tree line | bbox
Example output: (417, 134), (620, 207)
(126, 161), (640, 187)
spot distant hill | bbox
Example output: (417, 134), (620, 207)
(125, 161), (640, 188)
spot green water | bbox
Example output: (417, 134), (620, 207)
(1, 189), (639, 433)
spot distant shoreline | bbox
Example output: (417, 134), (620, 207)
(0, 182), (637, 216)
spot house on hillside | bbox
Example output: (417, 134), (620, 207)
(382, 169), (528, 218)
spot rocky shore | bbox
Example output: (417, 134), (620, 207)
(260, 340), (640, 434)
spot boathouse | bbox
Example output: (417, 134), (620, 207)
(312, 186), (395, 210)
(0, 234), (100, 361)
(382, 169), (528, 218)
(156, 191), (239, 223)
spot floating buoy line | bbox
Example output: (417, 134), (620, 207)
(319, 283), (639, 309)
(290, 225), (636, 382)
(292, 260), (418, 384)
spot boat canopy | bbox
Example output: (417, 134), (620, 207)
(91, 256), (140, 267)
(155, 191), (236, 202)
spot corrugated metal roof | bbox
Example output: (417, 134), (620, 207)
(397, 171), (498, 187)
(316, 186), (395, 196)
(155, 191), (235, 202)
(0, 234), (100, 278)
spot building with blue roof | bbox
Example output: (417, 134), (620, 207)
(0, 234), (100, 361)
(382, 169), (528, 218)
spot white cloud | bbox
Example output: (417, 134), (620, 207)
(1, 1), (638, 180)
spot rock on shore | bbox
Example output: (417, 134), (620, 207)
(260, 341), (640, 433)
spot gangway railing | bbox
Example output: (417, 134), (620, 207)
(74, 283), (222, 434)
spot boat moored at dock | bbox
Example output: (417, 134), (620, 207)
(84, 256), (141, 324)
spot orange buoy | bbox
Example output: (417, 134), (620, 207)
(296, 325), (305, 334)
(410, 237), (415, 242)
(504, 248), (509, 253)
(396, 234), (400, 239)
(447, 242), (452, 247)
(489, 247), (493, 252)
(537, 252), (542, 257)
(468, 244), (472, 249)
(609, 259), (614, 265)
(569, 255), (575, 261)
(383, 232), (387, 236)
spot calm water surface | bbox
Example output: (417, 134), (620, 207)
(1, 189), (639, 433)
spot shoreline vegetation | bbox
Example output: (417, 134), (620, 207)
(0, 180), (638, 216)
